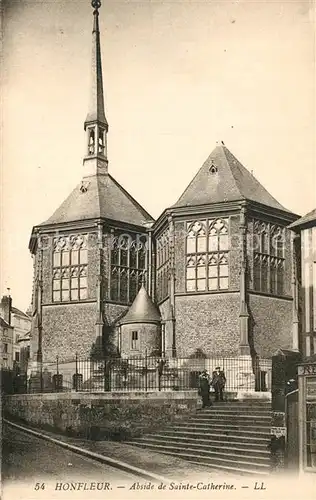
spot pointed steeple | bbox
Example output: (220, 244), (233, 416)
(83, 0), (108, 177)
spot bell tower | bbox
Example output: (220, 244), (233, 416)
(83, 0), (109, 178)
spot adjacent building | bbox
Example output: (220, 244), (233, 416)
(0, 294), (14, 370)
(0, 293), (32, 370)
(289, 209), (316, 357)
(11, 307), (32, 364)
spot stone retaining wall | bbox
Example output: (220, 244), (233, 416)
(3, 391), (199, 441)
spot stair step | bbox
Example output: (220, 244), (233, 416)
(197, 408), (271, 414)
(171, 427), (270, 438)
(186, 460), (269, 476)
(176, 423), (270, 432)
(191, 416), (271, 422)
(127, 441), (271, 463)
(161, 430), (270, 443)
(126, 442), (271, 472)
(144, 434), (269, 449)
(132, 437), (269, 457)
(198, 410), (271, 416)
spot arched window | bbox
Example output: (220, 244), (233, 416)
(98, 128), (105, 155)
(88, 128), (95, 155)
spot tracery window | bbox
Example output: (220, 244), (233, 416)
(110, 233), (147, 304)
(253, 221), (285, 295)
(156, 229), (170, 302)
(186, 218), (229, 292)
(52, 235), (88, 302)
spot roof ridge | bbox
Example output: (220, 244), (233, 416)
(11, 306), (31, 318)
(108, 174), (154, 222)
(220, 145), (244, 199)
(223, 146), (281, 206)
(96, 174), (103, 219)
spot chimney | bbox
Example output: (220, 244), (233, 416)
(1, 289), (12, 325)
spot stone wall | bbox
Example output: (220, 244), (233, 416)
(4, 391), (199, 440)
(174, 293), (240, 356)
(159, 298), (174, 354)
(120, 323), (160, 357)
(248, 293), (293, 357)
(42, 303), (97, 361)
(174, 221), (185, 294)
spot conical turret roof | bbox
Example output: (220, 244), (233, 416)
(120, 285), (161, 325)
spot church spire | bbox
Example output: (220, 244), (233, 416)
(83, 0), (108, 177)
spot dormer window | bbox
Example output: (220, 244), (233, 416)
(88, 128), (95, 155)
(98, 128), (105, 155)
(209, 161), (218, 174)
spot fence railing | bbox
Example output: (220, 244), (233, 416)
(21, 355), (272, 394)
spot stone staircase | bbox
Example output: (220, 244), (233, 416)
(126, 400), (272, 476)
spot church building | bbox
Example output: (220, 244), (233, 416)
(28, 1), (299, 367)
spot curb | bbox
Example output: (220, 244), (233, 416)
(4, 419), (171, 484)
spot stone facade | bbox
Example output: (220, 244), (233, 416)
(175, 293), (240, 357)
(41, 303), (97, 361)
(29, 202), (298, 363)
(248, 294), (293, 357)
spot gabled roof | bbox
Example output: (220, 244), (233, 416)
(11, 307), (31, 319)
(288, 208), (316, 230)
(120, 285), (161, 325)
(38, 174), (154, 227)
(173, 144), (292, 213)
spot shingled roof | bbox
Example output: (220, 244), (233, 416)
(173, 144), (292, 212)
(120, 285), (161, 325)
(288, 208), (316, 230)
(39, 174), (153, 227)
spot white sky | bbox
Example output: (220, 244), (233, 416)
(1, 0), (315, 311)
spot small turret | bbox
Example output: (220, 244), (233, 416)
(119, 280), (161, 357)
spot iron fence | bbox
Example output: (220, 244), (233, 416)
(25, 355), (272, 394)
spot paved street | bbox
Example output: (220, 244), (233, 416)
(2, 423), (138, 484)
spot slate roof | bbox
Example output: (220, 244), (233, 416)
(288, 208), (316, 230)
(39, 174), (154, 227)
(0, 317), (12, 329)
(173, 144), (292, 212)
(120, 285), (161, 325)
(11, 307), (31, 319)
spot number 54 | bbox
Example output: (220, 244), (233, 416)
(34, 483), (45, 490)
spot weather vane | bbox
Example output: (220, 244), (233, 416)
(91, 0), (101, 11)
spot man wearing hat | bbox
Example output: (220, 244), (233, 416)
(211, 366), (226, 402)
(198, 370), (212, 408)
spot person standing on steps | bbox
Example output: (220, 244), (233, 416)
(211, 366), (226, 402)
(198, 370), (212, 408)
